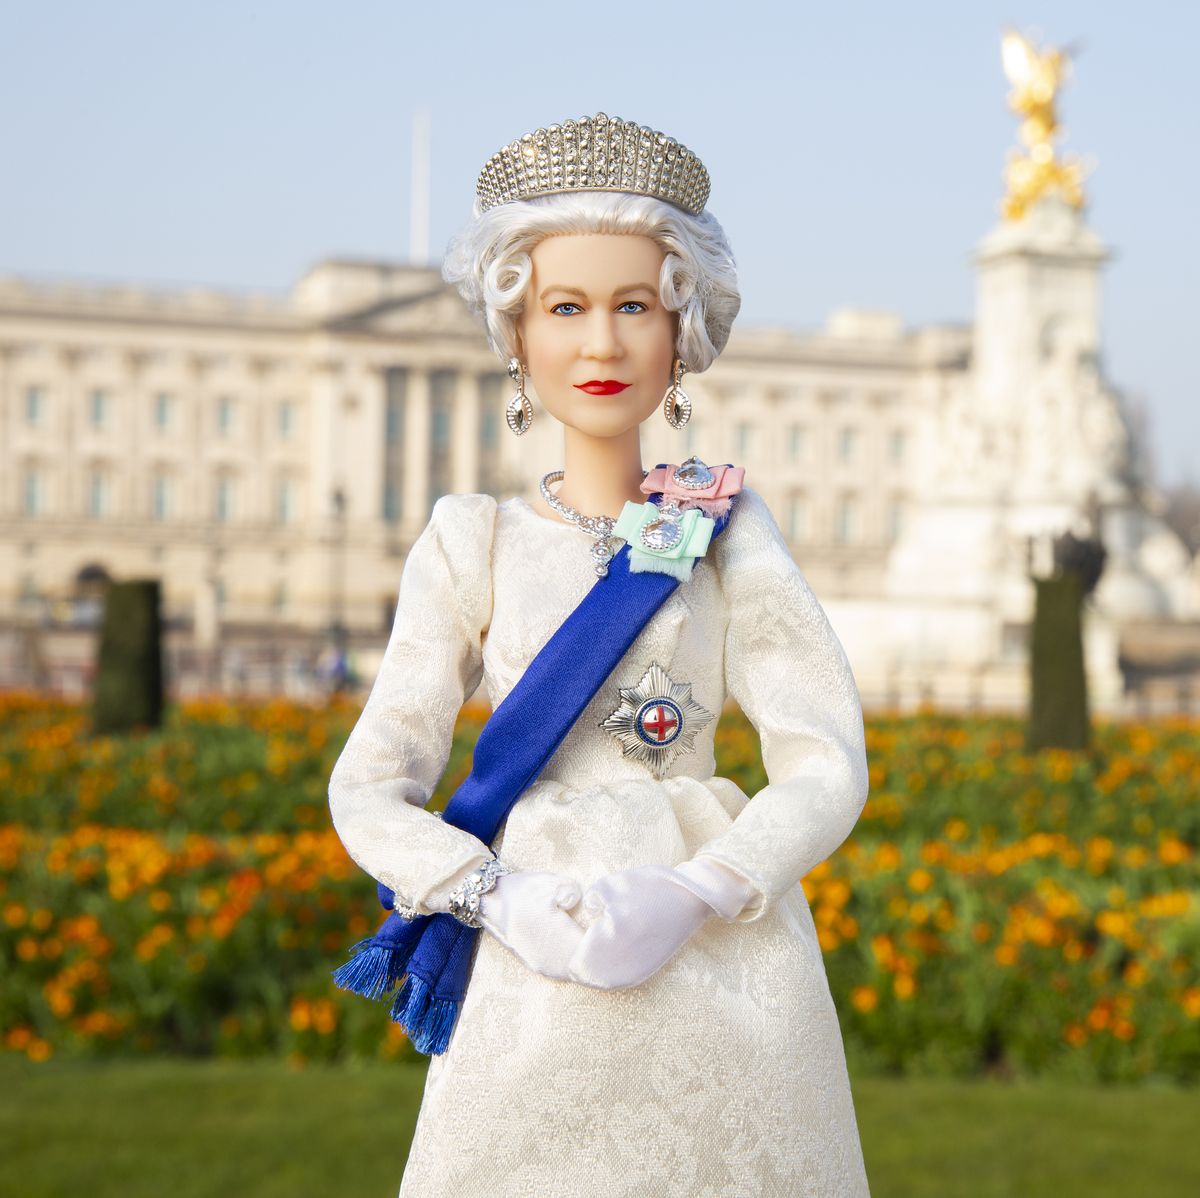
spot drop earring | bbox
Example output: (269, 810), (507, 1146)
(506, 357), (533, 436)
(662, 358), (691, 430)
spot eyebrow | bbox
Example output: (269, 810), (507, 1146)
(538, 283), (658, 301)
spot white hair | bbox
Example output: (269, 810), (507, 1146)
(442, 191), (740, 373)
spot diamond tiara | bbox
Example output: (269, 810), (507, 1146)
(475, 112), (711, 217)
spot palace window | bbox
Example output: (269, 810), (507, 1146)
(154, 393), (173, 431)
(385, 369), (407, 447)
(835, 493), (860, 544)
(888, 497), (906, 543)
(432, 403), (451, 450)
(89, 389), (109, 431)
(152, 474), (173, 521)
(277, 478), (296, 524)
(889, 429), (907, 466)
(24, 386), (44, 427)
(736, 422), (754, 457)
(216, 395), (235, 436)
(837, 426), (859, 464)
(789, 425), (807, 462)
(215, 475), (236, 522)
(278, 400), (294, 439)
(88, 471), (110, 518)
(22, 469), (44, 515)
(383, 483), (401, 524)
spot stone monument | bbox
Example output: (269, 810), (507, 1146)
(850, 31), (1196, 711)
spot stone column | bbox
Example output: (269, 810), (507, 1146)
(359, 367), (387, 525)
(452, 371), (481, 495)
(125, 350), (147, 523)
(0, 345), (11, 517)
(308, 359), (341, 529)
(58, 346), (82, 519)
(402, 368), (431, 534)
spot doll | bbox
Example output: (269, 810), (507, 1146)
(328, 114), (872, 1197)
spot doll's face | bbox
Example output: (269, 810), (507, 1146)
(518, 233), (676, 439)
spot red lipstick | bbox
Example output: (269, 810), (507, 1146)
(574, 380), (631, 395)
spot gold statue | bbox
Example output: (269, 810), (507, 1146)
(1000, 29), (1088, 220)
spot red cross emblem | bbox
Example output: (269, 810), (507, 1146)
(640, 703), (679, 743)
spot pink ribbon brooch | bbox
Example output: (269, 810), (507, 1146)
(640, 456), (746, 518)
(613, 456), (746, 581)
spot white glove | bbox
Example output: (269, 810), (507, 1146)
(567, 858), (756, 991)
(477, 871), (585, 981)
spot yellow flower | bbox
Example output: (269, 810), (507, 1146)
(290, 998), (312, 1031)
(5, 1026), (33, 1050)
(871, 935), (895, 967)
(1123, 960), (1148, 987)
(1159, 837), (1191, 866)
(893, 974), (916, 999)
(1026, 916), (1055, 948)
(943, 818), (969, 842)
(907, 868), (933, 894)
(312, 1000), (337, 1035)
(875, 843), (902, 871)
(851, 985), (878, 1013)
(816, 926), (841, 952)
(1096, 910), (1132, 939)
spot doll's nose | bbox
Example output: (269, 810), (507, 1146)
(581, 313), (622, 360)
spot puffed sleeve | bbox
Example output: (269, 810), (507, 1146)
(696, 486), (870, 922)
(327, 492), (499, 915)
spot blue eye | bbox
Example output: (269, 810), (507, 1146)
(551, 302), (581, 315)
(617, 301), (646, 314)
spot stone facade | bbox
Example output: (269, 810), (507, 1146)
(1, 207), (1196, 710)
(0, 264), (935, 635)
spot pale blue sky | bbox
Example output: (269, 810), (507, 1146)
(2, 1), (1196, 483)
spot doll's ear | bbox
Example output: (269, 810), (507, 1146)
(512, 331), (529, 376)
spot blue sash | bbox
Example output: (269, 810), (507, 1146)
(332, 498), (733, 1054)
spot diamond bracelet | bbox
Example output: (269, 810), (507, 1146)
(446, 858), (513, 929)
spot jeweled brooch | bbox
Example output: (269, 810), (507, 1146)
(600, 662), (714, 778)
(640, 456), (746, 518)
(613, 499), (714, 581)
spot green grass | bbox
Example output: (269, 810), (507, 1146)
(1, 1057), (1197, 1197)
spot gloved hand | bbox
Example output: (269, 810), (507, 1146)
(477, 871), (585, 981)
(567, 858), (756, 991)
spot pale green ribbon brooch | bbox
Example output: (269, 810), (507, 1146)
(613, 499), (715, 581)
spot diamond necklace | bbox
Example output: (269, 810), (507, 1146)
(538, 469), (648, 578)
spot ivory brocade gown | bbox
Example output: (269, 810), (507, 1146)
(328, 485), (873, 1198)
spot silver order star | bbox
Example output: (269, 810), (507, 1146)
(599, 662), (713, 779)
